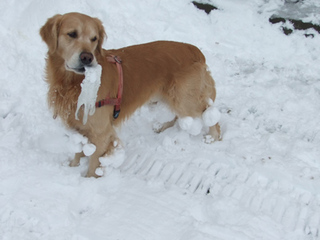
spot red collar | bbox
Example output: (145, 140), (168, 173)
(95, 55), (123, 119)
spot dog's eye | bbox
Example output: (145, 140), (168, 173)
(67, 31), (77, 38)
(91, 36), (97, 42)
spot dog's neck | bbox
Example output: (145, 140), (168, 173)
(46, 54), (84, 122)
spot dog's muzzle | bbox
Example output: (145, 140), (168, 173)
(66, 52), (95, 74)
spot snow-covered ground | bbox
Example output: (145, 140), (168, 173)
(1, 0), (320, 239)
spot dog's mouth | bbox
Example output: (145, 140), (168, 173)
(74, 67), (86, 73)
(66, 64), (86, 74)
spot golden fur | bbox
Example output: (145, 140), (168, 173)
(40, 12), (221, 177)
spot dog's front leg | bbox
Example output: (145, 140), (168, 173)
(86, 151), (104, 178)
(85, 128), (118, 178)
(70, 152), (85, 167)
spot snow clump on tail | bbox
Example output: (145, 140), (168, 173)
(75, 64), (102, 125)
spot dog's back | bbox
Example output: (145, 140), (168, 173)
(105, 41), (213, 123)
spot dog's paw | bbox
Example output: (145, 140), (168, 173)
(85, 169), (102, 178)
(203, 135), (215, 144)
(153, 122), (164, 133)
(153, 117), (177, 133)
(203, 134), (222, 144)
(69, 160), (80, 167)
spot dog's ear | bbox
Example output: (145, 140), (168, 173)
(40, 14), (63, 54)
(94, 18), (107, 53)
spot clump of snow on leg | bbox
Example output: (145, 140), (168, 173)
(188, 118), (203, 136)
(202, 107), (221, 127)
(95, 167), (104, 177)
(177, 99), (221, 137)
(178, 117), (194, 131)
(82, 143), (96, 156)
(178, 117), (203, 136)
(75, 64), (102, 125)
(202, 98), (221, 127)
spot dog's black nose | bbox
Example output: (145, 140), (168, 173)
(80, 52), (93, 65)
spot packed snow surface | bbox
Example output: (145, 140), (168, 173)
(75, 64), (102, 124)
(1, 0), (320, 240)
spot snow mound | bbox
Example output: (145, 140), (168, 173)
(75, 64), (102, 125)
(99, 144), (126, 169)
(38, 131), (88, 154)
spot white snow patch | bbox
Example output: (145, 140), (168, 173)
(99, 146), (126, 169)
(38, 131), (84, 154)
(75, 64), (102, 124)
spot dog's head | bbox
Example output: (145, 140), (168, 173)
(40, 12), (106, 74)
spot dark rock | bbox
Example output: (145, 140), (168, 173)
(269, 16), (320, 36)
(192, 1), (218, 14)
(268, 1), (320, 37)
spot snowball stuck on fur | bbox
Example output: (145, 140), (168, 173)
(178, 117), (203, 136)
(75, 64), (102, 125)
(95, 167), (104, 177)
(83, 143), (96, 156)
(188, 117), (203, 136)
(202, 106), (221, 127)
(207, 98), (214, 107)
(178, 117), (194, 131)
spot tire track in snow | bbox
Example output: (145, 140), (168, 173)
(117, 152), (320, 238)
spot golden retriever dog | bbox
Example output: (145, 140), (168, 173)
(40, 12), (221, 177)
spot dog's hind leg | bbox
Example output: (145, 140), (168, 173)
(163, 63), (222, 141)
(202, 70), (222, 142)
(154, 116), (178, 133)
(207, 123), (222, 142)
